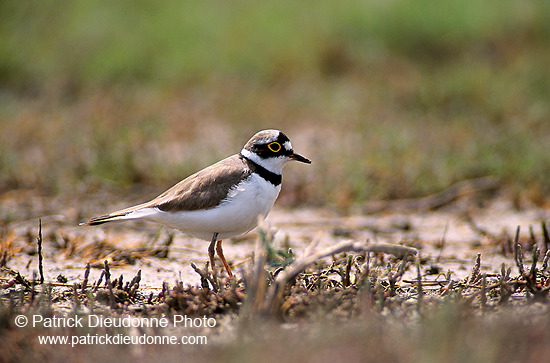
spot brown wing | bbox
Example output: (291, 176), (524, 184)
(153, 154), (251, 212)
(82, 155), (251, 226)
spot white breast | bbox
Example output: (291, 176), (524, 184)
(144, 174), (281, 240)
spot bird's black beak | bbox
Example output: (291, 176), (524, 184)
(289, 152), (311, 164)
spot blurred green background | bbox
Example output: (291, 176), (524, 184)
(1, 0), (549, 208)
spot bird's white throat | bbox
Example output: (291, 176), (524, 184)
(240, 148), (289, 174)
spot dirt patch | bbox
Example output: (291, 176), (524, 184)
(1, 191), (550, 361)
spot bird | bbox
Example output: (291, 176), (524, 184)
(81, 129), (311, 278)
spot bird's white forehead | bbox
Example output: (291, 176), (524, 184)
(283, 141), (292, 151)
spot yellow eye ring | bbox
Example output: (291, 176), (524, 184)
(268, 142), (282, 153)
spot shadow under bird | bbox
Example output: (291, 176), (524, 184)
(81, 129), (311, 277)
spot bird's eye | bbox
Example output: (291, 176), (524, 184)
(267, 142), (282, 153)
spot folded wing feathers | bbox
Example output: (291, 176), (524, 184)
(80, 154), (250, 226)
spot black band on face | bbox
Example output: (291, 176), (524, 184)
(239, 154), (282, 186)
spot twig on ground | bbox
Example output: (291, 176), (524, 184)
(128, 270), (141, 298)
(541, 221), (550, 252)
(93, 271), (104, 292)
(103, 260), (111, 282)
(116, 274), (123, 289)
(440, 270), (453, 295)
(261, 240), (417, 315)
(468, 253), (482, 285)
(12, 270), (31, 290)
(388, 258), (408, 296)
(498, 263), (513, 305)
(81, 263), (91, 293)
(37, 219), (44, 284)
(514, 227), (526, 278)
(191, 263), (210, 289)
(30, 271), (36, 304)
(416, 259), (423, 312)
(343, 255), (352, 287)
(528, 244), (539, 283)
(542, 250), (550, 271)
(102, 260), (117, 308)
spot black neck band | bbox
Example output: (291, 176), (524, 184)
(240, 153), (282, 186)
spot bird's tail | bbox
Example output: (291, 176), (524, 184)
(80, 202), (153, 226)
(80, 213), (129, 226)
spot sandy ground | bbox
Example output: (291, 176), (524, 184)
(2, 190), (549, 292)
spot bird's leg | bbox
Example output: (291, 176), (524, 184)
(208, 233), (218, 274)
(216, 240), (233, 278)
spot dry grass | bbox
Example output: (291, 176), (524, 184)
(1, 218), (550, 362)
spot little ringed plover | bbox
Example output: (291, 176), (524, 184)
(81, 129), (311, 277)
